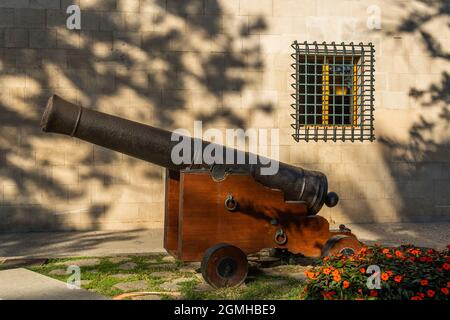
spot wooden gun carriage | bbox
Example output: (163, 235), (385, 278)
(41, 95), (363, 288)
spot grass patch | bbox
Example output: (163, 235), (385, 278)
(29, 255), (306, 300)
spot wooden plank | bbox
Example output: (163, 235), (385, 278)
(178, 172), (315, 261)
(163, 169), (180, 256)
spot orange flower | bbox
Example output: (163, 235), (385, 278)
(360, 268), (365, 274)
(442, 263), (450, 271)
(381, 273), (389, 281)
(342, 281), (350, 289)
(323, 268), (331, 275)
(411, 296), (422, 301)
(394, 275), (403, 283)
(386, 270), (393, 276)
(395, 250), (403, 258)
(382, 248), (390, 254)
(420, 279), (428, 286)
(369, 290), (378, 297)
(355, 298), (365, 300)
(427, 290), (435, 298)
(411, 249), (420, 255)
(332, 269), (340, 277)
(441, 288), (449, 296)
(323, 256), (329, 261)
(333, 274), (341, 282)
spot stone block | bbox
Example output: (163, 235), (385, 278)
(0, 8), (14, 27)
(100, 12), (126, 31)
(117, 0), (139, 12)
(29, 0), (61, 9)
(15, 8), (46, 28)
(273, 0), (317, 17)
(5, 29), (29, 48)
(30, 28), (57, 48)
(80, 0), (116, 10)
(239, 0), (273, 16)
(205, 0), (239, 15)
(0, 1), (30, 9)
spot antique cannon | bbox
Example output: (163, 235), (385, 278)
(41, 95), (362, 288)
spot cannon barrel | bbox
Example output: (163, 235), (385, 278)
(41, 95), (337, 214)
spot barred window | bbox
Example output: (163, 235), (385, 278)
(291, 41), (375, 142)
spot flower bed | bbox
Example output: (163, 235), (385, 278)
(301, 244), (450, 300)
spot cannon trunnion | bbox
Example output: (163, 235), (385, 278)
(41, 95), (363, 288)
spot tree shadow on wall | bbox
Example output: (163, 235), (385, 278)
(338, 0), (450, 246)
(0, 0), (271, 245)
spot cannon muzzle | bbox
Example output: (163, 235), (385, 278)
(41, 95), (337, 214)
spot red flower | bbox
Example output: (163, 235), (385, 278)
(418, 292), (425, 298)
(322, 291), (335, 300)
(382, 248), (390, 254)
(357, 289), (363, 294)
(409, 257), (415, 262)
(395, 250), (403, 257)
(360, 268), (365, 273)
(441, 288), (449, 296)
(420, 279), (429, 286)
(343, 281), (350, 289)
(427, 290), (435, 298)
(394, 275), (403, 283)
(411, 296), (422, 301)
(442, 263), (450, 271)
(447, 244), (450, 250)
(426, 249), (434, 254)
(386, 254), (393, 259)
(447, 282), (450, 288)
(369, 290), (378, 297)
(386, 270), (393, 276)
(419, 256), (427, 262)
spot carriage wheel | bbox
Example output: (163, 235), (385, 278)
(321, 235), (363, 257)
(201, 243), (248, 289)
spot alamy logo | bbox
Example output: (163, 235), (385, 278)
(66, 5), (81, 30)
(171, 121), (280, 175)
(66, 265), (81, 289)
(366, 265), (381, 290)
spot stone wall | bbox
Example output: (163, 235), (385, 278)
(0, 0), (449, 231)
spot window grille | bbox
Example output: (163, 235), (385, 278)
(291, 41), (375, 142)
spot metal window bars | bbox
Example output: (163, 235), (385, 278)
(291, 41), (375, 142)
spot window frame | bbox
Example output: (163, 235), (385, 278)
(291, 41), (375, 142)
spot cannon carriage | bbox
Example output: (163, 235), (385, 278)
(41, 95), (363, 288)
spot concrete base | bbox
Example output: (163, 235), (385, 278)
(0, 223), (448, 261)
(0, 228), (164, 259)
(0, 268), (106, 300)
